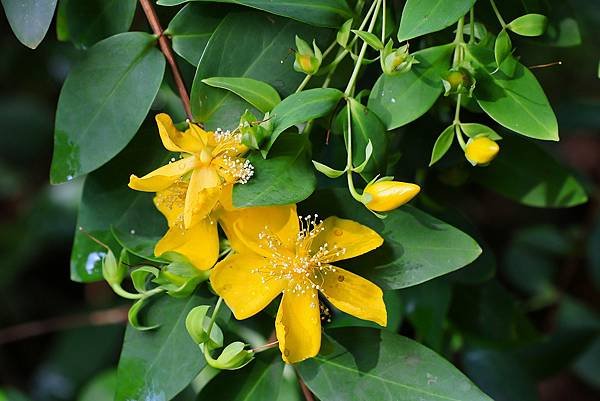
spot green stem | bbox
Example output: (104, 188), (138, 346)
(111, 284), (143, 300)
(343, 0), (382, 96)
(345, 104), (363, 202)
(295, 74), (312, 93)
(469, 7), (475, 44)
(454, 93), (466, 149)
(206, 297), (223, 336)
(489, 0), (507, 28)
(381, 0), (386, 43)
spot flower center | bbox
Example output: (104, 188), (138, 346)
(253, 215), (346, 303)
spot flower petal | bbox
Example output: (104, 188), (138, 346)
(129, 157), (195, 192)
(311, 217), (383, 262)
(154, 217), (219, 270)
(156, 113), (204, 153)
(154, 182), (187, 227)
(276, 289), (321, 364)
(320, 266), (387, 327)
(211, 253), (285, 319)
(184, 166), (221, 228)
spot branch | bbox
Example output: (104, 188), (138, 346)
(0, 306), (129, 345)
(139, 0), (193, 121)
(297, 374), (315, 401)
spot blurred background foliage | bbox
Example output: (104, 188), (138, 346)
(1, 0), (599, 400)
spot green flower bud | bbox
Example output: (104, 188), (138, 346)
(239, 110), (271, 150)
(380, 41), (417, 76)
(102, 248), (126, 287)
(293, 35), (322, 75)
(442, 66), (476, 97)
(204, 341), (254, 370)
(185, 305), (224, 349)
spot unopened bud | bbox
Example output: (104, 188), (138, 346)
(464, 136), (500, 166)
(363, 181), (421, 212)
(381, 42), (416, 76)
(442, 67), (476, 97)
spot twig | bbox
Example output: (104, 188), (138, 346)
(139, 0), (193, 121)
(0, 306), (129, 345)
(297, 374), (315, 401)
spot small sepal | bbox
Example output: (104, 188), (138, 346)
(380, 41), (417, 76)
(442, 65), (476, 97)
(202, 341), (254, 370)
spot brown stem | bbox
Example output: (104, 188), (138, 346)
(0, 306), (129, 345)
(297, 374), (315, 401)
(139, 0), (193, 121)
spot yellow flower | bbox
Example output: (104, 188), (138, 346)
(129, 114), (253, 229)
(210, 207), (387, 363)
(465, 136), (500, 166)
(363, 181), (420, 212)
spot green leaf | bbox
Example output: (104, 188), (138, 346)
(197, 352), (284, 400)
(368, 44), (453, 130)
(494, 29), (512, 67)
(429, 124), (454, 166)
(51, 32), (165, 184)
(157, 0), (352, 28)
(265, 88), (344, 151)
(467, 44), (559, 141)
(508, 14), (548, 37)
(352, 29), (384, 50)
(191, 11), (331, 129)
(298, 328), (493, 401)
(233, 132), (316, 207)
(460, 123), (502, 140)
(301, 188), (482, 289)
(473, 135), (588, 208)
(347, 98), (387, 180)
(202, 77), (281, 113)
(1, 0), (57, 49)
(56, 0), (137, 48)
(397, 0), (476, 41)
(115, 292), (217, 401)
(79, 370), (117, 401)
(70, 125), (168, 282)
(166, 3), (227, 66)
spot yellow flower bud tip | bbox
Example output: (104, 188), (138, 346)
(298, 54), (313, 72)
(465, 137), (500, 166)
(364, 181), (421, 212)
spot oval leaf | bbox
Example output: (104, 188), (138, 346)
(348, 98), (388, 180)
(467, 44), (559, 141)
(508, 13), (548, 37)
(473, 135), (587, 208)
(51, 32), (165, 183)
(233, 132), (316, 207)
(398, 0), (476, 41)
(494, 29), (512, 67)
(2, 0), (57, 48)
(429, 124), (455, 166)
(202, 77), (281, 113)
(368, 44), (454, 130)
(299, 328), (493, 401)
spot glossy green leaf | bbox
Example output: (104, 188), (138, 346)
(473, 135), (588, 208)
(460, 123), (502, 140)
(1, 0), (57, 49)
(202, 77), (281, 113)
(265, 88), (344, 151)
(352, 30), (384, 50)
(157, 0), (352, 27)
(197, 352), (284, 400)
(508, 13), (548, 37)
(397, 0), (476, 41)
(299, 328), (493, 401)
(115, 292), (216, 401)
(166, 3), (227, 66)
(467, 45), (559, 141)
(301, 188), (482, 289)
(70, 126), (168, 282)
(191, 11), (330, 130)
(51, 32), (165, 184)
(348, 98), (387, 180)
(56, 0), (137, 48)
(79, 370), (117, 401)
(429, 124), (454, 166)
(494, 29), (512, 67)
(233, 132), (316, 207)
(368, 44), (453, 130)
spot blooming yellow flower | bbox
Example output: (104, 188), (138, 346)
(363, 180), (421, 212)
(210, 207), (387, 363)
(465, 136), (499, 166)
(129, 114), (254, 229)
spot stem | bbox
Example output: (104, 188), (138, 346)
(251, 340), (279, 353)
(345, 104), (363, 202)
(0, 306), (129, 345)
(469, 7), (475, 44)
(344, 0), (383, 96)
(381, 0), (386, 43)
(206, 297), (223, 336)
(489, 0), (507, 28)
(453, 94), (462, 124)
(295, 74), (312, 93)
(139, 0), (193, 121)
(454, 94), (466, 150)
(112, 283), (144, 300)
(297, 375), (315, 401)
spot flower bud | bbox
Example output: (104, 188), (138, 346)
(464, 136), (500, 166)
(442, 67), (476, 97)
(239, 110), (271, 150)
(293, 36), (322, 75)
(185, 305), (224, 349)
(363, 181), (421, 212)
(205, 341), (254, 370)
(380, 42), (416, 76)
(102, 248), (126, 287)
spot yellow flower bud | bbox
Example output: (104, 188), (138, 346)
(364, 181), (421, 212)
(465, 137), (500, 165)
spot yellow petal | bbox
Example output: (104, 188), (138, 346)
(311, 217), (383, 262)
(154, 217), (219, 270)
(184, 166), (221, 228)
(276, 289), (321, 363)
(156, 113), (204, 153)
(210, 253), (285, 319)
(188, 122), (210, 147)
(364, 181), (420, 212)
(154, 182), (187, 227)
(128, 157), (195, 192)
(320, 266), (387, 326)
